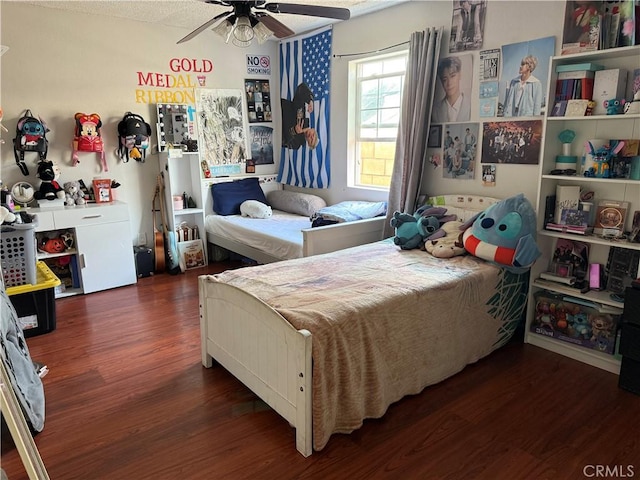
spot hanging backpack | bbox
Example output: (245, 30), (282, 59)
(72, 112), (107, 171)
(13, 109), (49, 176)
(117, 112), (151, 163)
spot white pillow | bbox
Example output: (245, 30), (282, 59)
(266, 190), (327, 217)
(240, 200), (272, 219)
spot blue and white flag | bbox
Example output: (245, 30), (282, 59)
(279, 26), (332, 188)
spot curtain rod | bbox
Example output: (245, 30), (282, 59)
(333, 40), (409, 59)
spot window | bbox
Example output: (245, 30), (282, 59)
(348, 52), (407, 189)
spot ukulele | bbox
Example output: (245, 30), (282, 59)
(152, 177), (165, 273)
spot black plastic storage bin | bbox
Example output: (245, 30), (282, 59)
(6, 261), (60, 338)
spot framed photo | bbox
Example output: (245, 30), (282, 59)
(245, 79), (272, 123)
(245, 159), (255, 173)
(427, 124), (442, 148)
(178, 239), (206, 270)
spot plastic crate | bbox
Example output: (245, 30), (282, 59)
(1, 223), (37, 287)
(6, 261), (61, 337)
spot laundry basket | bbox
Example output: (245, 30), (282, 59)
(1, 223), (38, 287)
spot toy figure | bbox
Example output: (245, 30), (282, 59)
(583, 140), (625, 178)
(603, 98), (626, 115)
(34, 160), (65, 201)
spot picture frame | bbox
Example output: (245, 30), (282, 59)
(565, 99), (589, 117)
(245, 79), (272, 123)
(178, 239), (206, 270)
(427, 124), (442, 148)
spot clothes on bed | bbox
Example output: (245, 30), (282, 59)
(209, 240), (528, 451)
(310, 200), (387, 227)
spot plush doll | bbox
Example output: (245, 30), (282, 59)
(63, 180), (86, 206)
(34, 160), (65, 201)
(391, 205), (458, 250)
(603, 98), (626, 115)
(462, 194), (541, 273)
(425, 221), (467, 258)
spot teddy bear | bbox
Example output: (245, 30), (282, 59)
(425, 221), (467, 258)
(63, 180), (86, 206)
(34, 160), (65, 201)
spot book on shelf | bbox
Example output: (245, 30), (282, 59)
(545, 223), (592, 235)
(543, 195), (556, 228)
(593, 199), (629, 237)
(592, 68), (628, 115)
(554, 185), (580, 224)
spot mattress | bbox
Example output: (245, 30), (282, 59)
(204, 210), (311, 260)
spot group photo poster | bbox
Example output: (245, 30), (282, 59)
(245, 79), (272, 123)
(481, 120), (542, 165)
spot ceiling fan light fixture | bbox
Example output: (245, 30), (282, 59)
(212, 18), (233, 42)
(233, 16), (254, 43)
(253, 20), (274, 44)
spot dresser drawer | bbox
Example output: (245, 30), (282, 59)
(33, 211), (55, 232)
(53, 203), (130, 228)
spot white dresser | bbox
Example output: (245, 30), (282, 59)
(31, 201), (137, 296)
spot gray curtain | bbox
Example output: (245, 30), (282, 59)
(383, 26), (443, 238)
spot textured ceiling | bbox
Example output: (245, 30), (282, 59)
(18, 0), (410, 38)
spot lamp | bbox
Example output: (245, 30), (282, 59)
(213, 14), (274, 47)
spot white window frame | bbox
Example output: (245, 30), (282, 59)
(347, 51), (408, 191)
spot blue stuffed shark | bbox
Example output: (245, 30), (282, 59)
(461, 194), (541, 273)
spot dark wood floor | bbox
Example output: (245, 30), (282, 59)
(2, 262), (639, 480)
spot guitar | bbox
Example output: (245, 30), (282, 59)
(157, 173), (182, 275)
(152, 179), (165, 273)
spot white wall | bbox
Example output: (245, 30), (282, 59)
(0, 2), (279, 244)
(1, 1), (567, 246)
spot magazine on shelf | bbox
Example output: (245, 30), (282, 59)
(177, 239), (206, 270)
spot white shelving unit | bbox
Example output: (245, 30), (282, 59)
(158, 150), (208, 264)
(525, 45), (640, 374)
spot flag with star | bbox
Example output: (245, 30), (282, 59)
(279, 26), (332, 188)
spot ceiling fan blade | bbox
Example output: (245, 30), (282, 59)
(263, 3), (350, 20)
(177, 11), (231, 44)
(256, 13), (295, 38)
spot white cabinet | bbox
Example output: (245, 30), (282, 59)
(32, 202), (137, 297)
(525, 45), (640, 374)
(159, 150), (208, 263)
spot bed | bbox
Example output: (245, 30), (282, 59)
(199, 195), (528, 457)
(203, 176), (387, 264)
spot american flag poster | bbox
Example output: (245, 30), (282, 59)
(279, 26), (332, 188)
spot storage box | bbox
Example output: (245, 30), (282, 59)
(592, 68), (628, 115)
(1, 223), (37, 287)
(531, 292), (621, 355)
(6, 261), (61, 338)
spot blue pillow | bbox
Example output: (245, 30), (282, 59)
(211, 177), (269, 216)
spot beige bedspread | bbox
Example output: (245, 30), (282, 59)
(212, 240), (528, 450)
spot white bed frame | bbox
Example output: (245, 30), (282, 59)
(204, 175), (386, 264)
(198, 278), (314, 456)
(199, 194), (501, 457)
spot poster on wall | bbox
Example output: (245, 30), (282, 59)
(441, 123), (478, 180)
(194, 88), (247, 170)
(499, 36), (555, 117)
(245, 79), (272, 123)
(481, 120), (542, 165)
(449, 0), (487, 53)
(432, 53), (473, 124)
(249, 125), (274, 164)
(482, 164), (496, 186)
(479, 48), (500, 81)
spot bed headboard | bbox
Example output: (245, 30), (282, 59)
(202, 174), (281, 216)
(427, 194), (500, 222)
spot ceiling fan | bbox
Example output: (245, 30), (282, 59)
(177, 1), (351, 46)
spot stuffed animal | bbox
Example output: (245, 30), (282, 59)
(240, 200), (272, 218)
(63, 180), (86, 206)
(34, 160), (65, 201)
(425, 221), (467, 258)
(462, 194), (541, 273)
(390, 211), (440, 250)
(603, 98), (625, 115)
